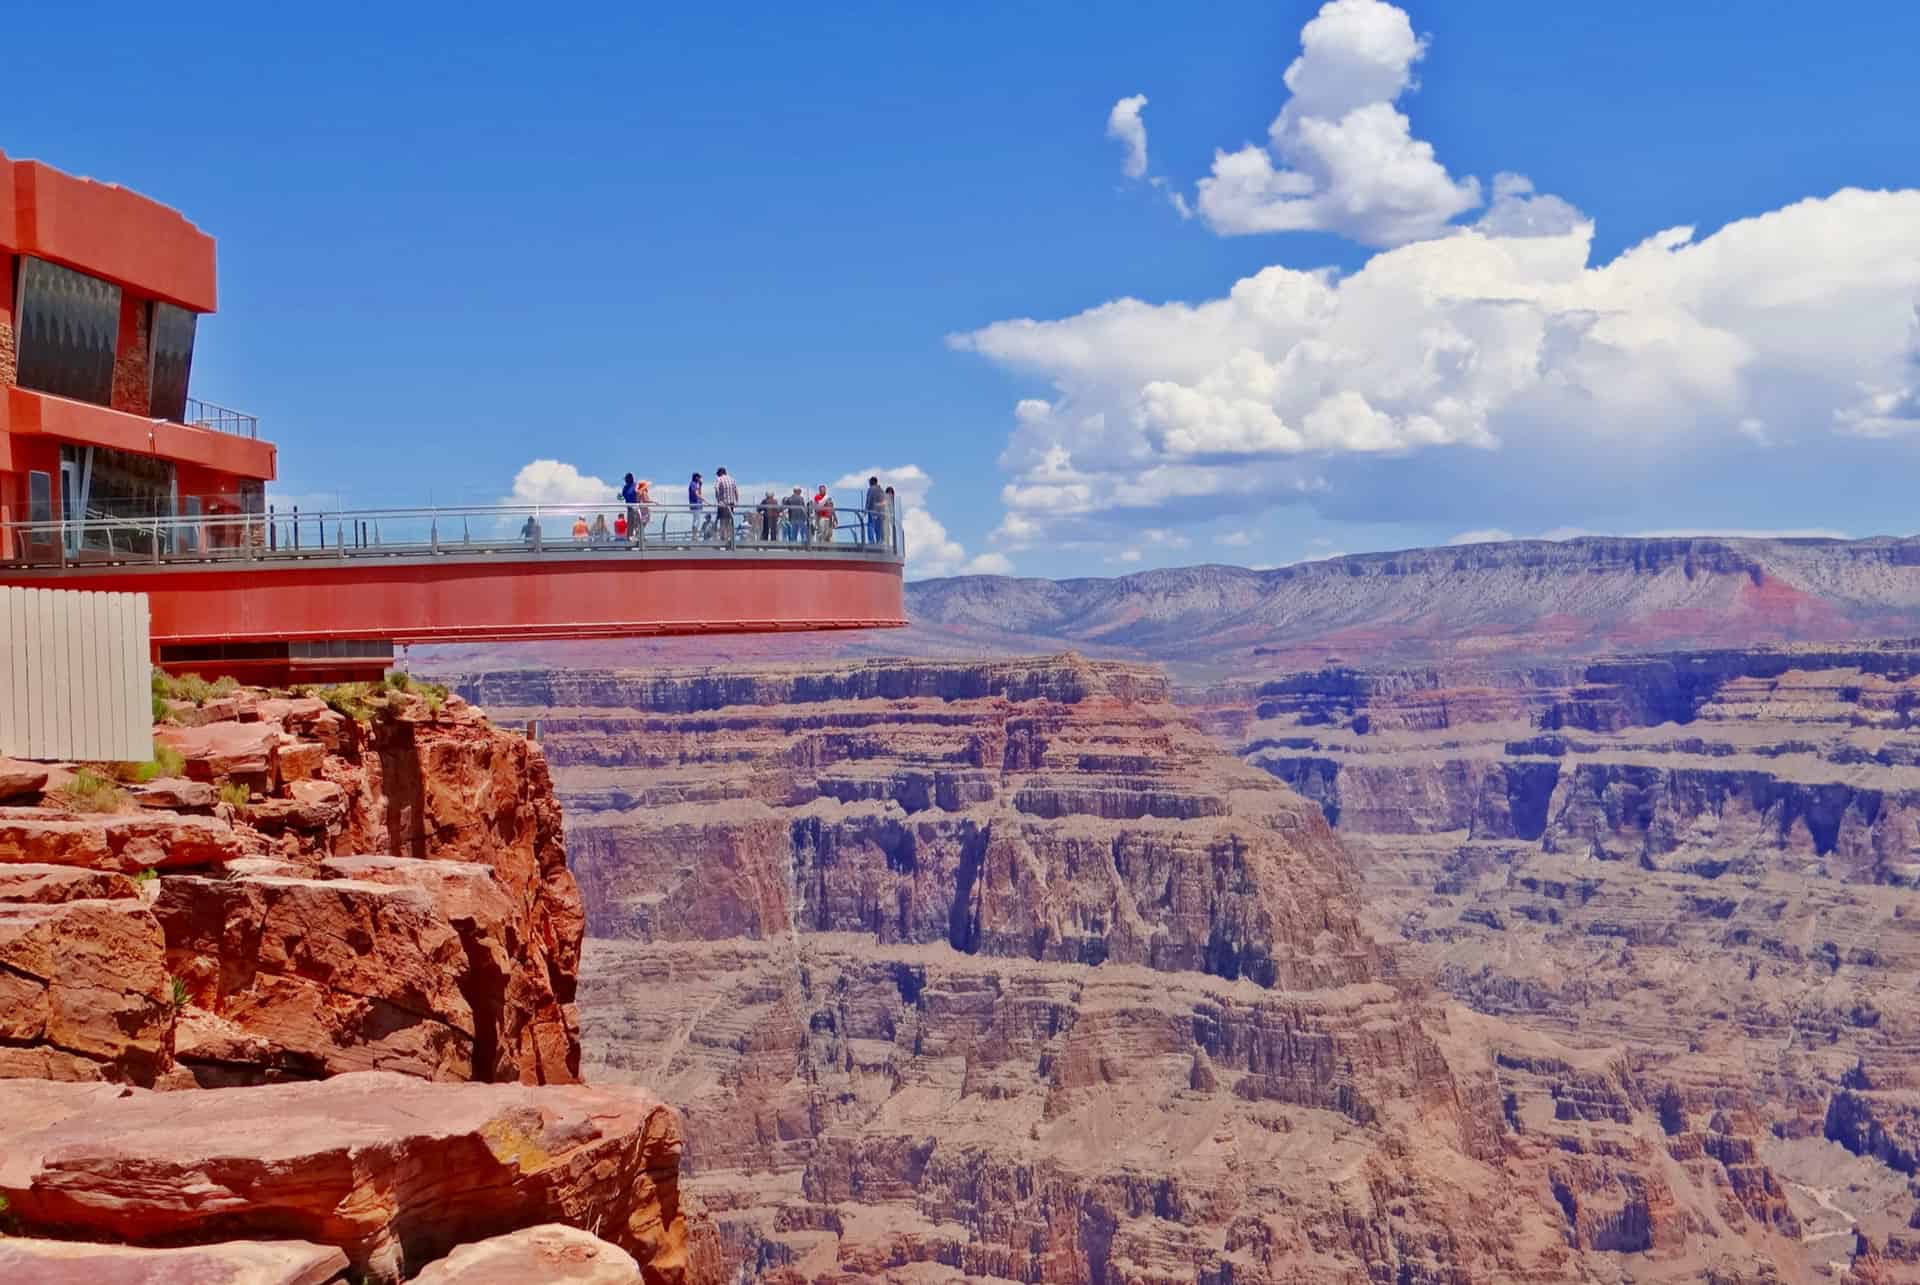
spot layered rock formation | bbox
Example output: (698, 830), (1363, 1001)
(423, 534), (1920, 684)
(0, 687), (578, 1086)
(456, 654), (1825, 1281)
(1225, 643), (1920, 1275)
(0, 684), (713, 1284)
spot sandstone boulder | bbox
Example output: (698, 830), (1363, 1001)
(0, 1071), (698, 1284)
(409, 1224), (642, 1284)
(0, 756), (48, 801)
(0, 896), (171, 1083)
(0, 863), (139, 904)
(0, 1236), (349, 1285)
(157, 717), (278, 780)
(157, 871), (476, 1083)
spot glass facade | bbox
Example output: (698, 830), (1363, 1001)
(14, 257), (121, 407)
(149, 302), (197, 422)
(60, 444), (175, 556)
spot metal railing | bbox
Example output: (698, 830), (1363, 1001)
(0, 503), (906, 572)
(183, 397), (260, 439)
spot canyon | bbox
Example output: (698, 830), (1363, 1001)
(449, 649), (1920, 1282)
(1209, 642), (1920, 1277)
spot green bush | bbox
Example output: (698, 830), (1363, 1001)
(122, 741), (188, 783)
(170, 976), (189, 1007)
(132, 867), (159, 884)
(218, 781), (251, 810)
(155, 670), (238, 707)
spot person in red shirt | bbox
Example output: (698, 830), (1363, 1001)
(814, 488), (836, 543)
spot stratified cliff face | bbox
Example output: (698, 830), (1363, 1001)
(0, 688), (580, 1087)
(458, 654), (1820, 1282)
(1227, 642), (1920, 1274)
(0, 685), (719, 1284)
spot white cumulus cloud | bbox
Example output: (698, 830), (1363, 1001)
(1190, 0), (1489, 247)
(1107, 94), (1150, 180)
(830, 465), (1011, 580)
(954, 189), (1920, 548)
(501, 460), (617, 509)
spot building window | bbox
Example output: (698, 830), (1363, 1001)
(150, 302), (197, 422)
(27, 471), (51, 544)
(14, 257), (121, 407)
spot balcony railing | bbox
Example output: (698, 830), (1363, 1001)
(183, 397), (259, 439)
(0, 503), (907, 571)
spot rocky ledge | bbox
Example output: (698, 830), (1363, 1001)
(0, 680), (717, 1283)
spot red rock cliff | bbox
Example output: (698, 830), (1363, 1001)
(0, 680), (719, 1284)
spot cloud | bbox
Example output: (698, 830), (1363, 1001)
(1836, 307), (1920, 436)
(1215, 530), (1254, 547)
(1475, 173), (1587, 239)
(1188, 0), (1491, 246)
(1448, 528), (1514, 545)
(501, 460), (617, 509)
(954, 189), (1920, 548)
(829, 465), (1011, 580)
(1107, 94), (1150, 180)
(1106, 94), (1193, 219)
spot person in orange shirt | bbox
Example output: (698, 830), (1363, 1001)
(571, 515), (589, 542)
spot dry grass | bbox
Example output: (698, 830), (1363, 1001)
(58, 769), (126, 813)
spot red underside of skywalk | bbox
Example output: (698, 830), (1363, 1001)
(0, 554), (906, 681)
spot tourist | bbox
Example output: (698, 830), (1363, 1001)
(571, 515), (589, 542)
(589, 514), (610, 544)
(815, 487), (835, 543)
(520, 514), (541, 548)
(688, 472), (706, 541)
(621, 473), (640, 542)
(865, 476), (886, 545)
(713, 466), (739, 548)
(783, 487), (808, 542)
(613, 510), (628, 541)
(884, 487), (897, 549)
(758, 490), (780, 542)
(634, 480), (652, 542)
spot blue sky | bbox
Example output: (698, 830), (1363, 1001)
(11, 0), (1920, 578)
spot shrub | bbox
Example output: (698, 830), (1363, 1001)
(155, 670), (237, 707)
(384, 670), (412, 692)
(218, 781), (252, 810)
(169, 976), (189, 1007)
(57, 769), (125, 814)
(132, 867), (158, 884)
(297, 682), (377, 722)
(122, 741), (188, 784)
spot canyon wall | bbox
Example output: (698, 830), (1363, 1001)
(0, 684), (715, 1284)
(1223, 643), (1920, 1274)
(456, 654), (1834, 1282)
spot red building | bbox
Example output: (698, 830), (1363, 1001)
(0, 149), (275, 562)
(0, 151), (903, 684)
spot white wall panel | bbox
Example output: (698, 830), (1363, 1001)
(0, 587), (151, 762)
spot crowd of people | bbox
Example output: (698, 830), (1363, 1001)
(522, 471), (898, 551)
